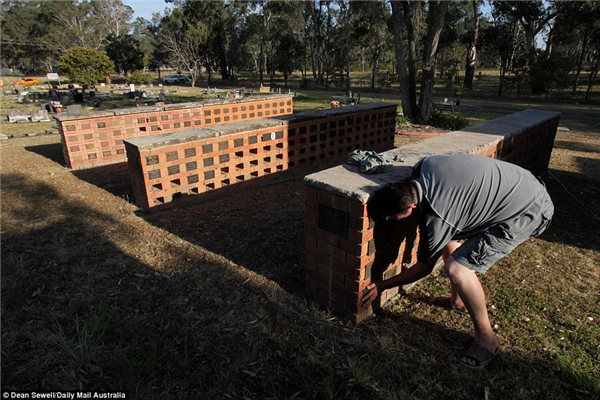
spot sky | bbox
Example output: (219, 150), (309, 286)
(123, 0), (171, 21)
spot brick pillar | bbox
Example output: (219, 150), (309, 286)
(304, 109), (560, 324)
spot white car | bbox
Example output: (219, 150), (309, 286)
(163, 75), (186, 84)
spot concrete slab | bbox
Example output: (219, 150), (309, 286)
(124, 118), (285, 150)
(305, 109), (560, 203)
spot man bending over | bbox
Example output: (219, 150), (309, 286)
(363, 154), (554, 368)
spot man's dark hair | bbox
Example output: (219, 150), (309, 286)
(367, 180), (417, 220)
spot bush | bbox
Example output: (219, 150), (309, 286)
(396, 112), (411, 127)
(128, 71), (154, 85)
(59, 47), (114, 86)
(429, 110), (469, 131)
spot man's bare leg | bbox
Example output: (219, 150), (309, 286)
(444, 255), (499, 365)
(442, 241), (467, 313)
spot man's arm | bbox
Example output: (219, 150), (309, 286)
(362, 261), (436, 306)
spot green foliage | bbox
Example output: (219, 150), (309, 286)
(429, 110), (469, 131)
(60, 47), (114, 87)
(395, 113), (410, 127)
(105, 34), (144, 75)
(128, 71), (154, 85)
(530, 51), (578, 95)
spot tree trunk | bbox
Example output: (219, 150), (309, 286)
(259, 39), (265, 85)
(498, 64), (505, 97)
(572, 27), (589, 95)
(464, 0), (480, 90)
(585, 50), (600, 101)
(417, 1), (449, 124)
(371, 56), (376, 89)
(390, 1), (416, 120)
(346, 34), (351, 93)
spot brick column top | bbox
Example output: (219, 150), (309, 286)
(124, 118), (285, 151)
(304, 109), (561, 203)
(55, 93), (294, 122)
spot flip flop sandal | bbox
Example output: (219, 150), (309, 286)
(420, 296), (469, 315)
(460, 343), (500, 369)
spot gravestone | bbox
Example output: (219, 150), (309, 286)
(67, 104), (82, 116)
(73, 92), (84, 103)
(31, 109), (51, 122)
(7, 110), (29, 123)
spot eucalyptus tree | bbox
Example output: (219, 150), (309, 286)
(92, 0), (134, 39)
(546, 1), (600, 96)
(391, 0), (449, 124)
(159, 7), (208, 86)
(0, 0), (64, 72)
(105, 33), (144, 76)
(353, 0), (393, 89)
(463, 1), (481, 90)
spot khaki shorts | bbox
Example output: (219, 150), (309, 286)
(453, 192), (554, 274)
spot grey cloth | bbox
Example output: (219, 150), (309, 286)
(347, 150), (404, 174)
(412, 154), (554, 270)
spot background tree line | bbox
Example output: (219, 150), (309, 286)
(2, 0), (599, 122)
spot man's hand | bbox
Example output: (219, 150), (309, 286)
(361, 281), (381, 307)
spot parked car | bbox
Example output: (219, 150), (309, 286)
(162, 75), (186, 84)
(13, 77), (39, 86)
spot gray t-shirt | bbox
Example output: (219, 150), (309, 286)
(412, 154), (549, 264)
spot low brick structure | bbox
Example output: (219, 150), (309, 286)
(124, 103), (398, 212)
(303, 109), (560, 324)
(56, 94), (294, 169)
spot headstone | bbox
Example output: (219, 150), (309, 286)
(31, 109), (51, 122)
(130, 84), (136, 92)
(158, 90), (167, 102)
(67, 104), (82, 116)
(7, 110), (29, 123)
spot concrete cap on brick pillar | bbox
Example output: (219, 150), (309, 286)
(113, 106), (165, 115)
(55, 110), (116, 122)
(123, 118), (285, 151)
(304, 109), (561, 204)
(278, 102), (397, 124)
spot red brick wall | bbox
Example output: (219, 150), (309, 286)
(57, 95), (294, 170)
(125, 104), (398, 212)
(304, 114), (560, 324)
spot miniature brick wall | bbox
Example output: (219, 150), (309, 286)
(124, 103), (398, 212)
(56, 95), (294, 170)
(304, 110), (560, 324)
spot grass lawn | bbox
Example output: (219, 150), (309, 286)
(1, 88), (599, 399)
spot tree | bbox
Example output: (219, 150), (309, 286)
(353, 1), (392, 89)
(53, 0), (105, 50)
(272, 25), (303, 88)
(91, 0), (134, 38)
(105, 34), (144, 76)
(59, 47), (114, 87)
(463, 1), (481, 90)
(391, 0), (449, 124)
(1, 0), (65, 72)
(159, 8), (208, 87)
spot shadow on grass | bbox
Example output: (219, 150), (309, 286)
(542, 156), (600, 251)
(24, 142), (66, 166)
(553, 140), (600, 154)
(2, 172), (598, 399)
(142, 179), (307, 296)
(71, 162), (134, 200)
